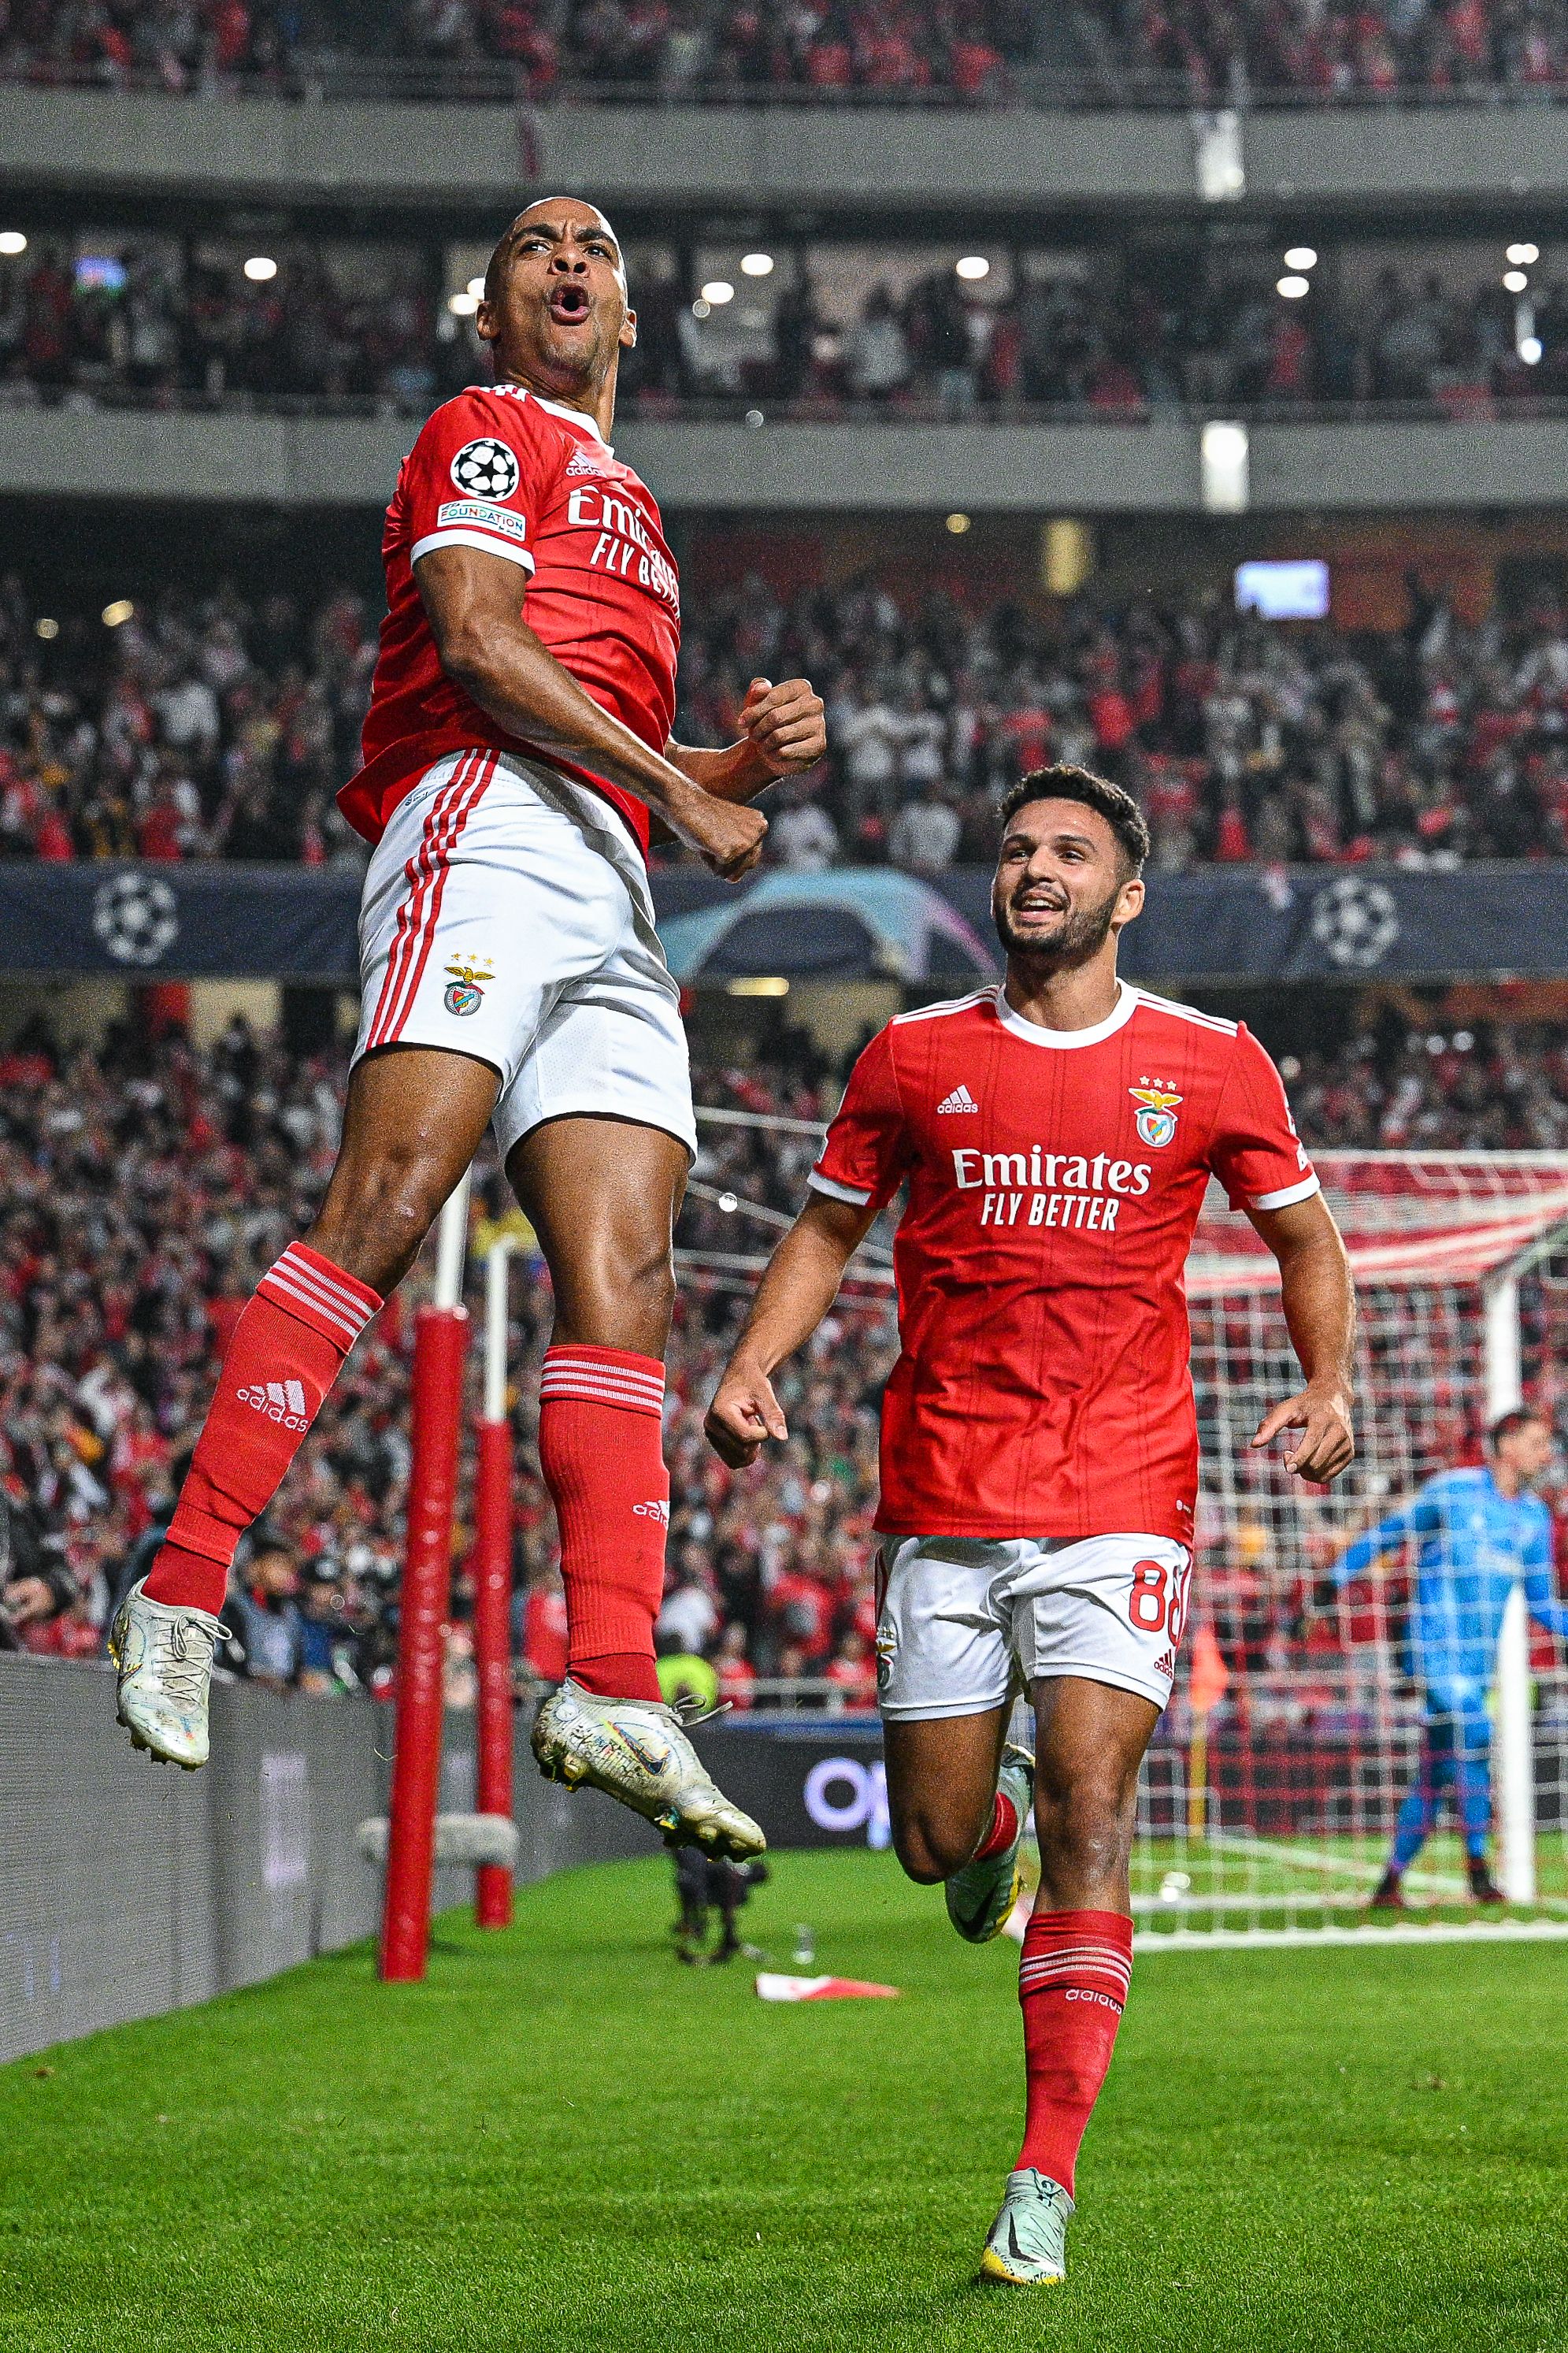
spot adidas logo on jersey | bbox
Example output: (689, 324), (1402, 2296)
(936, 1084), (979, 1115)
(565, 446), (606, 478)
(632, 1498), (670, 1524)
(236, 1379), (310, 1432)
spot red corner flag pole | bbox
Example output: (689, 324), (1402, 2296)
(380, 1172), (471, 1984)
(474, 1236), (516, 1930)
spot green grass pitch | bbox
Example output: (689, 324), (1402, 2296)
(4, 1849), (1566, 2353)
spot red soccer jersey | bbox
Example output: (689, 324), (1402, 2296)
(810, 982), (1318, 1544)
(340, 382), (680, 852)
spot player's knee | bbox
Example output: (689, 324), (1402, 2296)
(1036, 1784), (1133, 1890)
(892, 1808), (979, 1884)
(313, 1148), (451, 1293)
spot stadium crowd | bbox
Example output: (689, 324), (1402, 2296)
(1, 1006), (1565, 1696)
(2, 228), (1565, 419)
(5, 0), (1568, 100)
(7, 570), (1568, 871)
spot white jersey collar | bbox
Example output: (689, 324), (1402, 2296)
(993, 979), (1137, 1050)
(529, 389), (613, 455)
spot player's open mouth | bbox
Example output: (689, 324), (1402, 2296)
(1014, 890), (1067, 917)
(548, 288), (592, 324)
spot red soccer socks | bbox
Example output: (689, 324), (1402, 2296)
(975, 1786), (1021, 1862)
(1015, 1907), (1133, 2195)
(143, 1242), (382, 1616)
(537, 1345), (669, 1705)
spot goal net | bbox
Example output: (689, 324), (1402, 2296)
(1138, 1152), (1568, 1946)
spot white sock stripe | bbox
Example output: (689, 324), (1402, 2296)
(540, 1367), (665, 1400)
(274, 1245), (378, 1321)
(1020, 1946), (1132, 1971)
(267, 1256), (376, 1333)
(540, 1374), (667, 1402)
(259, 1268), (364, 1343)
(544, 1353), (665, 1389)
(1020, 1961), (1131, 1989)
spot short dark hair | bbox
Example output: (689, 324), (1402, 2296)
(998, 765), (1150, 877)
(1488, 1406), (1550, 1449)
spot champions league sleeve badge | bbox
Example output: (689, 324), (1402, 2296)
(1129, 1083), (1183, 1149)
(443, 958), (495, 1016)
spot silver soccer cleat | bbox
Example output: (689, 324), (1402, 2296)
(532, 1677), (766, 1860)
(109, 1578), (228, 1770)
(979, 2168), (1074, 2287)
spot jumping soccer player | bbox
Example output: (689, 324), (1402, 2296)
(1323, 1406), (1566, 1908)
(110, 197), (825, 1861)
(705, 766), (1357, 2286)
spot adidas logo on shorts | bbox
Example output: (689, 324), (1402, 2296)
(936, 1084), (979, 1115)
(236, 1379), (310, 1432)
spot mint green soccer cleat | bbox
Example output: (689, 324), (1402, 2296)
(532, 1677), (766, 1861)
(979, 2168), (1074, 2286)
(945, 1742), (1034, 1944)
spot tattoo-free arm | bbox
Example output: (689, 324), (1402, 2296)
(1247, 1190), (1357, 1482)
(414, 542), (765, 879)
(704, 1191), (879, 1468)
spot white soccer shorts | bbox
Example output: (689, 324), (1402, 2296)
(874, 1532), (1192, 1720)
(352, 748), (696, 1163)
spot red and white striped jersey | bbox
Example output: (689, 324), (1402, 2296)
(810, 982), (1317, 1544)
(341, 383), (680, 855)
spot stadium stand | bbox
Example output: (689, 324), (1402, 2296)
(6, 571), (1568, 870)
(2, 1008), (1564, 1694)
(6, 0), (1568, 102)
(0, 226), (1562, 419)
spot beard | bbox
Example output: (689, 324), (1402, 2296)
(992, 874), (1122, 964)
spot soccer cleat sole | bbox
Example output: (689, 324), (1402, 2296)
(978, 2249), (1064, 2288)
(951, 1861), (1025, 1945)
(533, 1740), (759, 1860)
(116, 1703), (202, 1772)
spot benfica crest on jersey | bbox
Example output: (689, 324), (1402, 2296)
(1129, 1084), (1182, 1148)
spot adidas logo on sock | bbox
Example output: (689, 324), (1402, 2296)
(632, 1499), (670, 1524)
(236, 1379), (310, 1432)
(936, 1084), (979, 1114)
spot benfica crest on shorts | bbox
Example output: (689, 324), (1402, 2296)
(443, 958), (494, 1016)
(1129, 1083), (1182, 1149)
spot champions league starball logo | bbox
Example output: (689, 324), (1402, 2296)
(443, 958), (494, 1016)
(449, 437), (521, 501)
(92, 872), (180, 967)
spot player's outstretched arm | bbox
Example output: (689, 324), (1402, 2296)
(415, 543), (765, 880)
(667, 676), (827, 805)
(704, 1192), (879, 1468)
(1246, 1191), (1357, 1483)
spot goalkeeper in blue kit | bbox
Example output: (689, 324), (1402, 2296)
(1325, 1408), (1566, 1906)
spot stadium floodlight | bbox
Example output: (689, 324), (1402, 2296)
(740, 252), (774, 276)
(1520, 336), (1544, 366)
(1283, 245), (1318, 270)
(243, 254), (277, 283)
(473, 1237), (516, 1931)
(955, 255), (990, 280)
(448, 291), (479, 317)
(1504, 269), (1529, 294)
(1277, 274), (1310, 299)
(0, 231), (26, 257)
(701, 280), (735, 305)
(1507, 242), (1540, 266)
(380, 1169), (473, 1984)
(947, 512), (972, 534)
(101, 599), (134, 629)
(34, 615), (57, 640)
(466, 275), (485, 299)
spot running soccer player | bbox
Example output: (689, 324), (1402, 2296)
(1322, 1406), (1566, 1909)
(110, 198), (826, 1861)
(705, 766), (1356, 2286)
